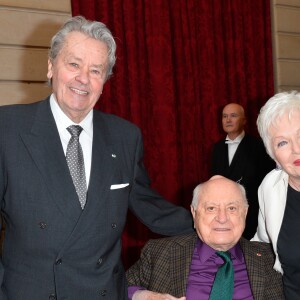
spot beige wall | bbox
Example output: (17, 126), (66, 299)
(0, 0), (71, 105)
(271, 0), (300, 92)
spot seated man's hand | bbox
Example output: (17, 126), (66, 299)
(133, 290), (186, 300)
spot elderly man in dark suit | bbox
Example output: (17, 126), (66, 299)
(126, 176), (283, 300)
(211, 103), (275, 239)
(0, 16), (193, 300)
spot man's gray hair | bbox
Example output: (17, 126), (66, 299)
(49, 15), (116, 81)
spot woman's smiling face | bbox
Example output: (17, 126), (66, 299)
(270, 110), (300, 181)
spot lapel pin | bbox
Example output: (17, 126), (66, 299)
(111, 154), (116, 158)
(256, 252), (262, 257)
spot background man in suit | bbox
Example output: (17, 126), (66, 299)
(211, 103), (274, 239)
(0, 16), (193, 299)
(126, 176), (283, 300)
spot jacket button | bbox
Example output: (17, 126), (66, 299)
(111, 223), (117, 229)
(97, 257), (103, 265)
(38, 222), (47, 229)
(55, 259), (62, 265)
(49, 294), (56, 300)
(100, 289), (107, 296)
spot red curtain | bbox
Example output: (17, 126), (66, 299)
(71, 0), (274, 268)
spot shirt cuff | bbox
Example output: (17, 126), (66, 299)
(128, 286), (145, 300)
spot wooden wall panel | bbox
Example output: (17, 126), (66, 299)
(277, 60), (300, 86)
(0, 47), (48, 81)
(271, 0), (300, 92)
(279, 85), (300, 91)
(275, 6), (300, 33)
(0, 1), (71, 105)
(0, 0), (71, 12)
(0, 8), (69, 47)
(277, 33), (300, 59)
(275, 0), (300, 6)
(0, 82), (51, 105)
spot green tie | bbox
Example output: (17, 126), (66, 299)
(209, 251), (234, 300)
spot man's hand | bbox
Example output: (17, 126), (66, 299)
(133, 290), (186, 300)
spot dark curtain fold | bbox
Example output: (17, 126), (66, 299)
(71, 0), (274, 268)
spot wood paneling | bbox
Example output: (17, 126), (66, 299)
(0, 47), (48, 81)
(275, 0), (300, 6)
(277, 33), (300, 59)
(0, 82), (51, 105)
(275, 6), (300, 33)
(0, 0), (70, 12)
(271, 0), (300, 92)
(277, 60), (300, 86)
(0, 1), (71, 105)
(0, 8), (70, 47)
(279, 85), (300, 91)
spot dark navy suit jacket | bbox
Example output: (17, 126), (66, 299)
(0, 97), (193, 299)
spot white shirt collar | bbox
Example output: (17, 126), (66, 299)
(273, 169), (289, 187)
(225, 131), (245, 143)
(50, 94), (93, 137)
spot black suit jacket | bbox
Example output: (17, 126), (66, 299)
(126, 233), (284, 299)
(0, 97), (193, 300)
(211, 134), (275, 239)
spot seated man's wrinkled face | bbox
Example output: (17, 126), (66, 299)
(191, 177), (248, 251)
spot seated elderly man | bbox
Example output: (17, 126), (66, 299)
(126, 176), (283, 300)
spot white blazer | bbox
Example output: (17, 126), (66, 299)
(252, 168), (289, 274)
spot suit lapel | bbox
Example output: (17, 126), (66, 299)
(81, 111), (119, 214)
(221, 141), (230, 170)
(228, 136), (248, 180)
(169, 233), (197, 296)
(240, 238), (264, 299)
(19, 98), (82, 223)
(55, 112), (122, 255)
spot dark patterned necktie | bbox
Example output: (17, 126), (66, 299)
(209, 251), (234, 300)
(66, 125), (87, 209)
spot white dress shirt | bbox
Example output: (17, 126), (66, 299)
(225, 131), (245, 165)
(50, 94), (93, 187)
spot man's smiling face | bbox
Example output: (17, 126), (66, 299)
(47, 31), (108, 123)
(191, 177), (248, 251)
